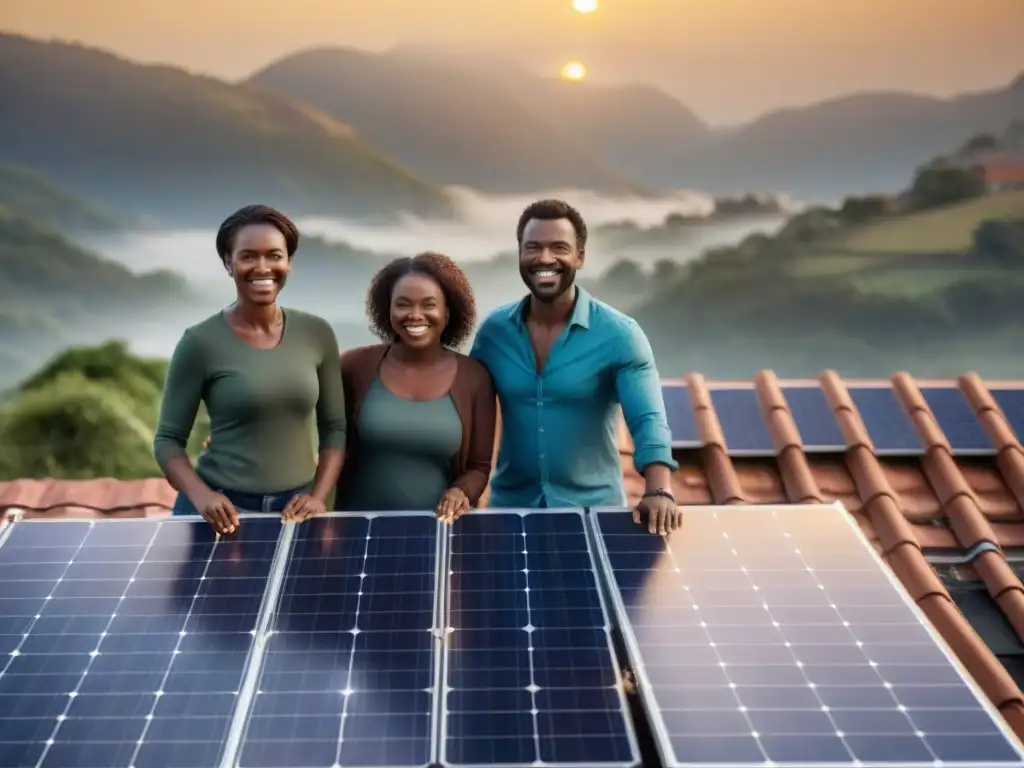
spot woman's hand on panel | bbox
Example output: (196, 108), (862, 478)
(195, 491), (239, 535)
(436, 487), (470, 524)
(281, 493), (326, 523)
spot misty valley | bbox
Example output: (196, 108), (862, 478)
(1, 29), (1024, 482)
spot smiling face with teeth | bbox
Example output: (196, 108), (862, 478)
(518, 217), (584, 304)
(225, 223), (292, 307)
(390, 272), (447, 350)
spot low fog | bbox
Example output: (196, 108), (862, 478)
(74, 186), (789, 362)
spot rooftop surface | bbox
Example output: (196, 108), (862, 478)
(3, 369), (1024, 743)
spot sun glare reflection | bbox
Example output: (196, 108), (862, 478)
(560, 61), (587, 81)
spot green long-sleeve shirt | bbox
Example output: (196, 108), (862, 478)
(153, 308), (346, 494)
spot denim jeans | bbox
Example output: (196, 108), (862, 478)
(171, 484), (310, 515)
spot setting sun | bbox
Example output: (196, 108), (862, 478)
(560, 61), (587, 81)
(572, 0), (599, 14)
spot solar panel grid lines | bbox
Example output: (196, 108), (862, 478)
(589, 503), (1024, 768)
(918, 387), (995, 456)
(662, 384), (702, 448)
(214, 518), (296, 768)
(34, 521), (167, 768)
(439, 508), (640, 768)
(990, 388), (1024, 444)
(846, 385), (925, 457)
(232, 510), (442, 768)
(708, 388), (775, 457)
(779, 385), (847, 453)
(0, 514), (285, 768)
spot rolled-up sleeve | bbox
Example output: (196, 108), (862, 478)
(153, 329), (205, 471)
(614, 320), (678, 474)
(315, 320), (347, 452)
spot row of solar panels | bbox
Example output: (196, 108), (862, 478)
(2, 508), (1023, 768)
(664, 383), (1024, 456)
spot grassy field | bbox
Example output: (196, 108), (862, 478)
(851, 266), (1008, 297)
(827, 190), (1024, 254)
(783, 190), (1024, 290)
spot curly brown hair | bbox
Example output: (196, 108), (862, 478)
(366, 252), (477, 349)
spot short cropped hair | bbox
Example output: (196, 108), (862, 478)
(515, 198), (588, 250)
(215, 204), (300, 264)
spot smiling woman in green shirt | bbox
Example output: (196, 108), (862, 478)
(153, 205), (346, 535)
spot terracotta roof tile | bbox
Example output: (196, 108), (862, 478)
(5, 370), (1024, 737)
(0, 477), (173, 519)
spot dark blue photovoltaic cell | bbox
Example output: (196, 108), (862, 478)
(921, 387), (994, 454)
(993, 389), (1024, 443)
(595, 508), (1024, 767)
(0, 517), (280, 768)
(709, 388), (774, 454)
(847, 386), (924, 454)
(444, 512), (635, 767)
(662, 385), (700, 446)
(782, 385), (846, 451)
(239, 515), (436, 768)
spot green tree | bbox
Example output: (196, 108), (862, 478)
(908, 166), (986, 211)
(1006, 120), (1024, 149)
(0, 341), (210, 480)
(20, 340), (166, 401)
(972, 218), (1024, 266)
(0, 372), (158, 479)
(960, 133), (999, 156)
(839, 195), (892, 225)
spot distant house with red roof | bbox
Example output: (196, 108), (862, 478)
(962, 150), (1024, 192)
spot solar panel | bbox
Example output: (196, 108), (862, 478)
(236, 512), (439, 768)
(591, 504), (1024, 768)
(920, 387), (995, 455)
(782, 385), (846, 452)
(847, 386), (924, 455)
(662, 385), (701, 448)
(991, 388), (1024, 443)
(441, 510), (638, 768)
(0, 516), (281, 768)
(709, 388), (775, 456)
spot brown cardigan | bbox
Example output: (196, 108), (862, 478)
(335, 344), (497, 508)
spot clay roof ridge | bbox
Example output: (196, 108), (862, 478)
(960, 373), (1024, 511)
(685, 373), (743, 504)
(821, 371), (1024, 726)
(753, 370), (824, 504)
(818, 370), (874, 452)
(892, 372), (1024, 646)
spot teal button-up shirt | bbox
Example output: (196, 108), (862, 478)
(469, 287), (677, 508)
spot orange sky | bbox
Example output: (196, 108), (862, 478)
(1, 0), (1021, 124)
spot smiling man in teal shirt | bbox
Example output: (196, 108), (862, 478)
(470, 199), (681, 534)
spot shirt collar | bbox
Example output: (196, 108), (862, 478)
(513, 286), (592, 330)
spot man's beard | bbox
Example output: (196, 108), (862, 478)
(520, 265), (576, 304)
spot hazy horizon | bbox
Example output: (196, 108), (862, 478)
(73, 185), (788, 361)
(2, 0), (1021, 124)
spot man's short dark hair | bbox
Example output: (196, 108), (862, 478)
(516, 199), (588, 250)
(215, 204), (300, 264)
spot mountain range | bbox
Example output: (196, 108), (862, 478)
(1, 31), (1022, 227)
(250, 46), (1024, 201)
(0, 34), (453, 226)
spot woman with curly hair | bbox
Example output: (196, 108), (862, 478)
(335, 252), (496, 519)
